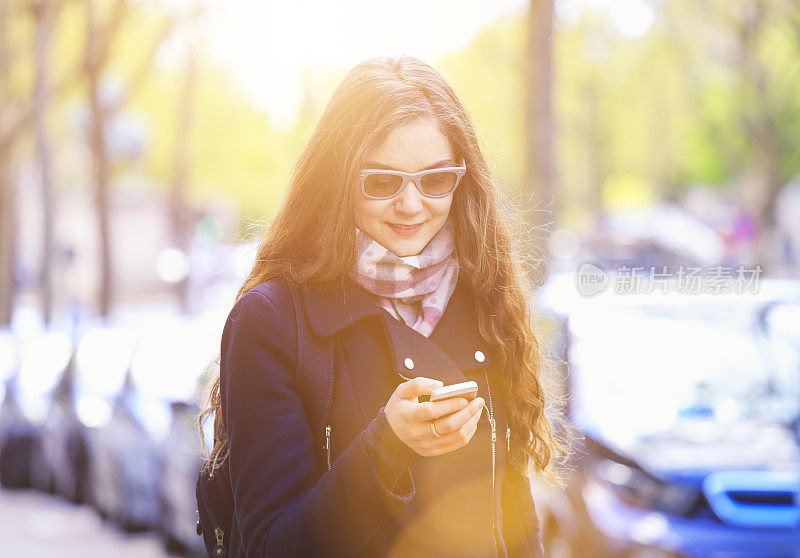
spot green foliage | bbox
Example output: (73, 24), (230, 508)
(8, 0), (800, 226)
(435, 0), (800, 219)
(438, 14), (527, 191)
(131, 63), (291, 221)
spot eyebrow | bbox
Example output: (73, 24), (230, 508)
(363, 158), (455, 172)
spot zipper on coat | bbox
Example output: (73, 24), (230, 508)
(213, 527), (225, 557)
(506, 423), (511, 454)
(483, 370), (497, 537)
(198, 479), (225, 557)
(325, 425), (332, 470)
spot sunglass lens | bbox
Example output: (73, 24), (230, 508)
(420, 171), (459, 196)
(363, 173), (403, 198)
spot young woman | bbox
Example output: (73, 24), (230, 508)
(201, 55), (565, 557)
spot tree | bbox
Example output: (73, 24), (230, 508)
(83, 0), (175, 317)
(31, 0), (58, 325)
(526, 0), (556, 287)
(662, 0), (800, 264)
(170, 3), (203, 313)
(0, 0), (13, 327)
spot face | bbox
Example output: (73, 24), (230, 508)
(355, 117), (456, 257)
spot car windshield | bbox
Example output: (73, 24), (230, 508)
(567, 299), (800, 450)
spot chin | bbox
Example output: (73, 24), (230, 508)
(388, 239), (428, 257)
(360, 222), (435, 257)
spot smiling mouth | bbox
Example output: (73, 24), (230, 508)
(388, 222), (424, 235)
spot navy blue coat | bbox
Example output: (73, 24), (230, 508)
(220, 273), (544, 557)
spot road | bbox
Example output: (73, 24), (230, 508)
(0, 488), (174, 557)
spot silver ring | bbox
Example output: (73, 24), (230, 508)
(430, 421), (441, 438)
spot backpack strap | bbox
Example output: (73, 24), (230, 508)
(288, 283), (334, 471)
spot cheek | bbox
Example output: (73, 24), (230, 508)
(355, 200), (388, 227)
(354, 203), (365, 226)
(432, 198), (454, 219)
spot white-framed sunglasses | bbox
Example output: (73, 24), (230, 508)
(359, 160), (467, 200)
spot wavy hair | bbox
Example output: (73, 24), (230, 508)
(199, 55), (568, 483)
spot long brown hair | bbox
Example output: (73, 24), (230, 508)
(199, 55), (568, 482)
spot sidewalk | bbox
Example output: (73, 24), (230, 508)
(0, 489), (173, 557)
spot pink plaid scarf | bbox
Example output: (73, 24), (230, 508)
(349, 218), (459, 338)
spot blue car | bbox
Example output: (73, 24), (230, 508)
(533, 275), (800, 558)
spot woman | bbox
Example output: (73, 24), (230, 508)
(201, 55), (565, 557)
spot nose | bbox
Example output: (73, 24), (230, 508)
(394, 179), (424, 214)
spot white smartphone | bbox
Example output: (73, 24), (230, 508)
(429, 380), (479, 402)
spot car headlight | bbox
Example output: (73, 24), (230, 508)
(594, 458), (701, 516)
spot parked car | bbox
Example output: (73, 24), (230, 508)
(0, 327), (33, 489)
(1, 328), (73, 493)
(134, 311), (224, 556)
(73, 324), (162, 531)
(533, 274), (800, 557)
(38, 348), (91, 504)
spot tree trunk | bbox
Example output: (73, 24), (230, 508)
(32, 0), (56, 325)
(736, 0), (782, 266)
(170, 39), (197, 314)
(0, 158), (12, 327)
(81, 0), (174, 317)
(526, 0), (555, 288)
(0, 0), (14, 326)
(85, 0), (112, 317)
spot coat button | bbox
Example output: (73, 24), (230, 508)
(474, 350), (486, 363)
(404, 357), (414, 370)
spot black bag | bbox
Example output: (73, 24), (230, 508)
(196, 284), (334, 558)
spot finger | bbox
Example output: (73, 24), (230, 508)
(457, 403), (483, 441)
(413, 397), (470, 422)
(431, 397), (483, 435)
(462, 405), (483, 439)
(430, 403), (484, 454)
(394, 377), (443, 401)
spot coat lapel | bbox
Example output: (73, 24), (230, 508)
(428, 277), (494, 372)
(382, 277), (493, 387)
(381, 314), (467, 385)
(300, 275), (493, 387)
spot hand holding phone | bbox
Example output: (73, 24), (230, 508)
(384, 377), (485, 457)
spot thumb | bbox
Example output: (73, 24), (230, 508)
(396, 376), (443, 401)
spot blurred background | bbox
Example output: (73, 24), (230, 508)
(0, 0), (799, 556)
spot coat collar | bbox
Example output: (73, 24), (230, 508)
(299, 276), (384, 337)
(299, 274), (493, 384)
